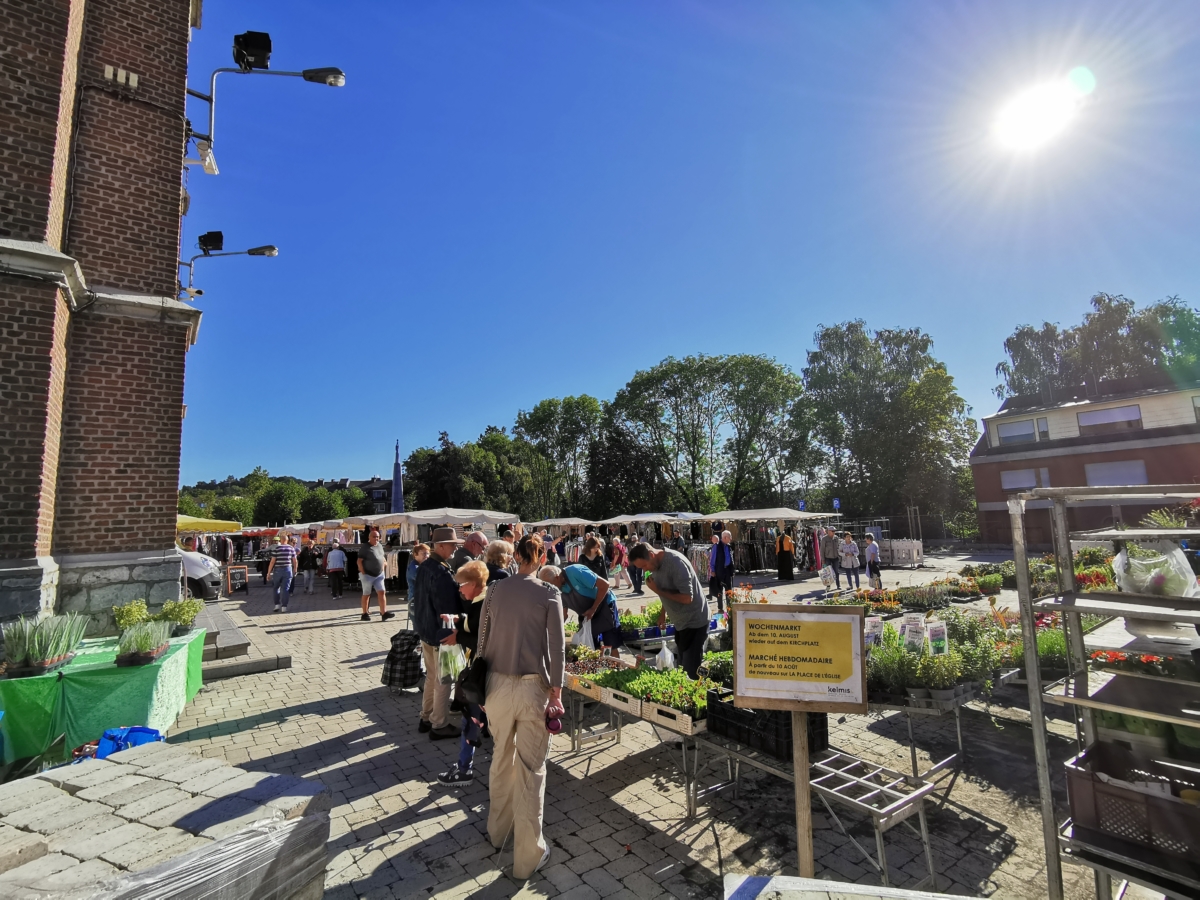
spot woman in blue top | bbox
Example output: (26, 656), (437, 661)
(538, 563), (622, 650)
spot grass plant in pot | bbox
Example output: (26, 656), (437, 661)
(919, 651), (962, 702)
(2, 613), (89, 676)
(116, 621), (172, 667)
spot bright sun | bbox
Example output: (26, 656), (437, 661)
(994, 66), (1096, 152)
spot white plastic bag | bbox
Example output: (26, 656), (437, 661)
(1113, 543), (1200, 598)
(818, 565), (835, 588)
(438, 643), (466, 684)
(656, 644), (674, 670)
(571, 617), (594, 648)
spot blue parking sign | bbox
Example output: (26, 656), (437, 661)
(833, 498), (840, 510)
(798, 500), (806, 511)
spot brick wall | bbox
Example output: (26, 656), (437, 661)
(55, 310), (188, 555)
(65, 0), (190, 293)
(0, 0), (72, 241)
(0, 276), (66, 559)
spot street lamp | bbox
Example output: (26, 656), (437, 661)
(178, 231), (279, 299)
(185, 31), (346, 175)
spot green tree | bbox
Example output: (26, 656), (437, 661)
(212, 495), (255, 525)
(995, 293), (1200, 397)
(514, 395), (602, 515)
(242, 466), (272, 500)
(300, 486), (349, 522)
(586, 406), (673, 519)
(612, 355), (726, 512)
(177, 492), (204, 516)
(254, 481), (308, 525)
(804, 322), (975, 517)
(336, 486), (376, 517)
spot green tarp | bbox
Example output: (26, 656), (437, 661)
(0, 629), (205, 764)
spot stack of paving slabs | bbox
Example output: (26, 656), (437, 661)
(0, 741), (330, 899)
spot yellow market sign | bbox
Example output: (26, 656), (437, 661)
(731, 603), (866, 713)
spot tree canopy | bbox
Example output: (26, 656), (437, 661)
(995, 293), (1200, 398)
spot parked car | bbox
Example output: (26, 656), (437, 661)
(179, 548), (222, 600)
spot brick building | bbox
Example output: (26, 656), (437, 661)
(1, 0), (201, 630)
(303, 477), (394, 514)
(971, 373), (1200, 546)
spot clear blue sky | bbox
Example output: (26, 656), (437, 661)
(179, 0), (1200, 485)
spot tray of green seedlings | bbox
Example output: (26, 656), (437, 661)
(116, 621), (173, 667)
(2, 613), (89, 678)
(565, 646), (631, 699)
(590, 665), (719, 733)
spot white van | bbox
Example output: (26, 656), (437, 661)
(179, 548), (223, 599)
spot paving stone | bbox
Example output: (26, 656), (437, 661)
(29, 857), (119, 890)
(0, 824), (47, 875)
(196, 769), (273, 800)
(193, 800), (282, 840)
(0, 779), (66, 816)
(153, 757), (230, 785)
(135, 755), (210, 781)
(33, 759), (118, 793)
(0, 852), (78, 886)
(104, 741), (199, 768)
(262, 782), (332, 819)
(75, 773), (154, 803)
(44, 813), (127, 854)
(99, 826), (193, 869)
(135, 794), (219, 830)
(177, 765), (244, 795)
(102, 778), (179, 810)
(116, 787), (192, 821)
(53, 821), (155, 861)
(4, 796), (109, 834)
(128, 834), (213, 873)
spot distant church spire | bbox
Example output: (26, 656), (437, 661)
(391, 440), (405, 513)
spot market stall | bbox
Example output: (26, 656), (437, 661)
(693, 508), (839, 578)
(176, 514), (242, 533)
(0, 629), (205, 765)
(1009, 484), (1200, 900)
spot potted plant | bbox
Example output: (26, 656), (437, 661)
(155, 598), (204, 636)
(918, 652), (962, 702)
(116, 621), (172, 667)
(113, 598), (150, 632)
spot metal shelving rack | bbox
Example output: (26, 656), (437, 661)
(1008, 484), (1200, 900)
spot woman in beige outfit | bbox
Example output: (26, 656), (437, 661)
(480, 533), (565, 879)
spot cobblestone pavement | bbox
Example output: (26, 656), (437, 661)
(168, 563), (1106, 900)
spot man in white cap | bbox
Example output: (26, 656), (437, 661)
(325, 540), (346, 599)
(414, 527), (467, 740)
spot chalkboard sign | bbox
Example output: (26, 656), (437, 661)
(227, 566), (249, 595)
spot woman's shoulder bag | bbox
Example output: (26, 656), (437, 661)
(455, 584), (492, 706)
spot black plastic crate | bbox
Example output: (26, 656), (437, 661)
(706, 688), (828, 759)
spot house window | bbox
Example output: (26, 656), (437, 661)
(1037, 418), (1049, 441)
(1085, 460), (1148, 487)
(1077, 404), (1142, 436)
(1000, 469), (1038, 491)
(996, 419), (1036, 445)
(999, 468), (1051, 491)
(372, 490), (385, 500)
(373, 502), (387, 513)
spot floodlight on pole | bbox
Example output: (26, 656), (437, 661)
(178, 235), (280, 299)
(185, 30), (345, 174)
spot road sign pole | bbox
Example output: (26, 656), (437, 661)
(792, 710), (814, 877)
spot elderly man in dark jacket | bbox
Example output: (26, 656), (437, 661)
(414, 527), (467, 740)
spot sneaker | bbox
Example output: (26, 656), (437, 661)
(418, 719), (432, 733)
(360, 613), (370, 621)
(429, 724), (461, 741)
(281, 606), (288, 612)
(534, 845), (552, 873)
(380, 611), (395, 621)
(436, 765), (474, 787)
(273, 604), (281, 612)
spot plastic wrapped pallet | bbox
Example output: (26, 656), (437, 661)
(90, 812), (329, 900)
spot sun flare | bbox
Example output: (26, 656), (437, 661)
(994, 67), (1095, 152)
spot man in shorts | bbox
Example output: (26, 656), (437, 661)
(358, 527), (394, 622)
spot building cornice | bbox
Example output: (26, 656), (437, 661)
(86, 288), (202, 346)
(971, 427), (1200, 465)
(0, 239), (88, 306)
(0, 239), (202, 346)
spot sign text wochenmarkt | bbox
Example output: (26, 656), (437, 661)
(731, 603), (867, 713)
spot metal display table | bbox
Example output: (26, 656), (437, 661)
(683, 731), (940, 890)
(562, 689), (624, 753)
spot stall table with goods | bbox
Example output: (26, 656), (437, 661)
(1009, 485), (1200, 900)
(0, 626), (204, 766)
